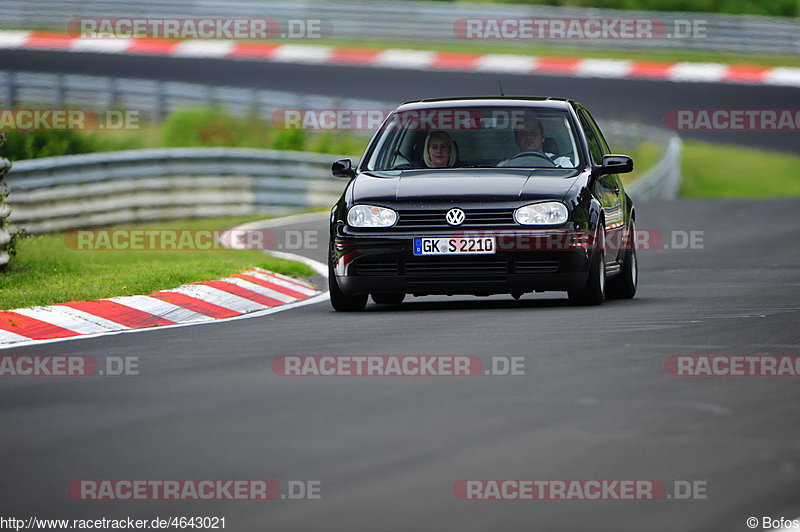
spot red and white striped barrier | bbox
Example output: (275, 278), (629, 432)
(1, 30), (798, 87)
(0, 267), (319, 346)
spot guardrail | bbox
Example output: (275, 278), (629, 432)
(3, 148), (347, 234)
(0, 70), (388, 125)
(0, 157), (12, 268)
(604, 122), (683, 201)
(1, 0), (797, 54)
(626, 133), (683, 201)
(3, 128), (680, 235)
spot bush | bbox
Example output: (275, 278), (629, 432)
(0, 128), (146, 161)
(160, 107), (273, 148)
(160, 107), (368, 155)
(0, 129), (95, 161)
(449, 0), (797, 17)
(0, 107), (370, 161)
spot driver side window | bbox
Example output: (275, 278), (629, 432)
(578, 110), (603, 166)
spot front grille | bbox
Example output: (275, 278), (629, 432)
(405, 258), (509, 277)
(353, 257), (560, 277)
(514, 260), (559, 274)
(353, 259), (399, 276)
(396, 209), (515, 229)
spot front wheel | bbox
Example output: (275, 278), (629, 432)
(328, 264), (367, 312)
(568, 225), (606, 306)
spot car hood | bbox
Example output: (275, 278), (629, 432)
(352, 168), (581, 206)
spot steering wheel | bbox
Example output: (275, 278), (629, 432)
(504, 151), (556, 166)
(502, 151), (556, 166)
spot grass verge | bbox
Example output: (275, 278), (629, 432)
(614, 139), (663, 186)
(404, 0), (798, 18)
(680, 140), (800, 198)
(0, 215), (317, 310)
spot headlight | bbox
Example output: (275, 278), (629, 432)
(347, 205), (398, 227)
(514, 202), (569, 225)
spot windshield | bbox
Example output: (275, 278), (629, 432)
(364, 106), (581, 171)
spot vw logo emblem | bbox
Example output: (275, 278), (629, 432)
(445, 208), (465, 226)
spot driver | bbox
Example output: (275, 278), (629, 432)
(505, 112), (573, 168)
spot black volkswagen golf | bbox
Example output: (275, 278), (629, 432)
(328, 97), (637, 311)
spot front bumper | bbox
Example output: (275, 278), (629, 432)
(332, 230), (592, 297)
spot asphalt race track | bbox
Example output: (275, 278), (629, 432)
(1, 48), (799, 153)
(2, 198), (799, 531)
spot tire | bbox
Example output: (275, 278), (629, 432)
(371, 292), (405, 305)
(568, 224), (606, 306)
(328, 263), (367, 312)
(606, 220), (638, 300)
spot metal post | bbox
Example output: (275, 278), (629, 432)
(108, 77), (118, 109)
(154, 81), (165, 122)
(54, 73), (65, 108)
(3, 72), (16, 108)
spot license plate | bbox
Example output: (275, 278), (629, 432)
(413, 237), (496, 255)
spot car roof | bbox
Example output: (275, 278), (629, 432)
(395, 97), (577, 112)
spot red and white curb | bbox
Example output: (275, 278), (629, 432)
(0, 266), (324, 348)
(1, 30), (799, 87)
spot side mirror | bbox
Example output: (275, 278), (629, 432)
(332, 158), (356, 178)
(599, 154), (633, 175)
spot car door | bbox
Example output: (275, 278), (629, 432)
(577, 107), (626, 264)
